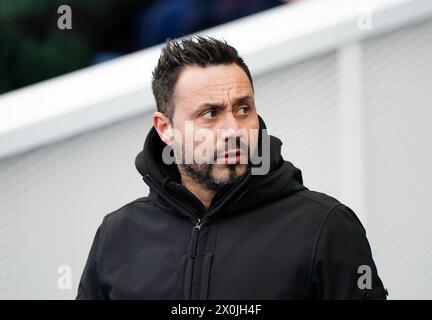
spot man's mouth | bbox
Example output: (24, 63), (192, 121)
(218, 149), (244, 164)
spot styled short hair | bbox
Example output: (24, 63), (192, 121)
(151, 35), (254, 122)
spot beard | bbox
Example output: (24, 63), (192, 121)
(180, 162), (243, 192)
(172, 135), (251, 192)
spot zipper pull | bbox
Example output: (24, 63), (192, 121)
(194, 218), (202, 230)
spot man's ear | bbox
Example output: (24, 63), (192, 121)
(153, 111), (173, 146)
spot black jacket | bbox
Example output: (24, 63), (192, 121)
(76, 115), (387, 300)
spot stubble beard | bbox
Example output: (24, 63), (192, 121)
(180, 162), (242, 192)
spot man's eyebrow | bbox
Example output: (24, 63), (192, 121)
(195, 102), (225, 113)
(232, 95), (254, 106)
(190, 103), (224, 118)
(193, 95), (254, 114)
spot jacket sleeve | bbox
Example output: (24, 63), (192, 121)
(310, 204), (388, 300)
(76, 217), (108, 300)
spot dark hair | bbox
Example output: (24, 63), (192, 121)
(151, 35), (254, 122)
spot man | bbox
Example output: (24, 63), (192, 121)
(76, 36), (388, 300)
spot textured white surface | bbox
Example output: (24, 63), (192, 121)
(362, 19), (432, 299)
(254, 53), (341, 200)
(0, 114), (152, 299)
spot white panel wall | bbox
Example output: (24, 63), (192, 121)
(255, 53), (341, 200)
(362, 19), (432, 299)
(0, 115), (152, 299)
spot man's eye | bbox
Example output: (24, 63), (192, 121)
(238, 106), (249, 115)
(202, 110), (216, 119)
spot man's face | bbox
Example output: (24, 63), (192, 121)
(170, 63), (259, 191)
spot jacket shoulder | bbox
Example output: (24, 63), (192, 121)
(104, 196), (152, 222)
(94, 196), (154, 249)
(292, 189), (342, 211)
(291, 190), (366, 234)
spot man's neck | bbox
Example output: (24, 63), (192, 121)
(179, 170), (215, 209)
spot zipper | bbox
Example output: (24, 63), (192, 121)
(194, 218), (202, 231)
(144, 173), (244, 299)
(188, 207), (208, 299)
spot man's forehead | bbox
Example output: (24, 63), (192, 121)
(175, 64), (253, 99)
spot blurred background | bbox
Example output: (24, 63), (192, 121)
(0, 0), (297, 94)
(0, 0), (431, 299)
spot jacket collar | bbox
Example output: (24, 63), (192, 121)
(135, 115), (307, 221)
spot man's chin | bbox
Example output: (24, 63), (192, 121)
(211, 163), (248, 181)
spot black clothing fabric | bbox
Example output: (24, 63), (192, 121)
(76, 115), (387, 300)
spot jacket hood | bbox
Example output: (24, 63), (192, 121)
(135, 115), (308, 221)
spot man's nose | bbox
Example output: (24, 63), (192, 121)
(220, 112), (241, 141)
